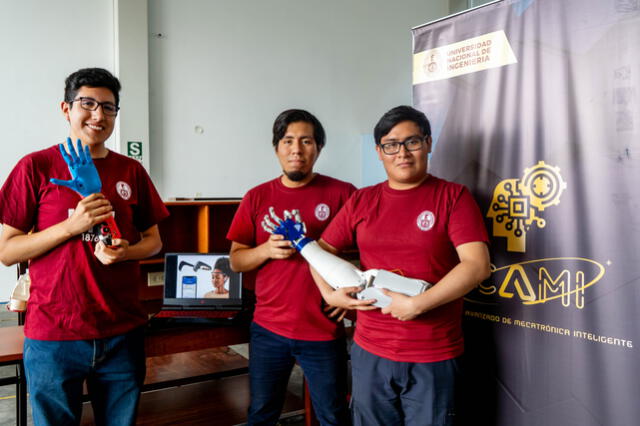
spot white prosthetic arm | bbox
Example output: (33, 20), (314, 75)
(261, 208), (431, 308)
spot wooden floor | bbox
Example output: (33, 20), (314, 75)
(80, 347), (305, 426)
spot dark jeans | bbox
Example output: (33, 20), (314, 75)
(23, 327), (146, 426)
(350, 343), (460, 426)
(248, 322), (350, 426)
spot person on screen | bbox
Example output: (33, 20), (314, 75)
(0, 68), (169, 426)
(227, 109), (355, 425)
(204, 257), (231, 298)
(311, 106), (491, 425)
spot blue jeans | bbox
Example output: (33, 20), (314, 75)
(23, 327), (146, 426)
(248, 322), (350, 426)
(350, 343), (460, 426)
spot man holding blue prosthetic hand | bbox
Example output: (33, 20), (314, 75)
(227, 109), (355, 425)
(0, 68), (168, 426)
(269, 106), (490, 425)
(52, 137), (124, 247)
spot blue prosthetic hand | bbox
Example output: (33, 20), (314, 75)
(50, 138), (122, 247)
(50, 137), (102, 197)
(261, 207), (312, 251)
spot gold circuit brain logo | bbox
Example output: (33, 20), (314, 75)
(487, 161), (567, 252)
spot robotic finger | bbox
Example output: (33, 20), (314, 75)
(268, 207), (283, 225)
(262, 215), (278, 232)
(291, 209), (307, 234)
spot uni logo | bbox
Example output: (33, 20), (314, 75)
(487, 161), (567, 252)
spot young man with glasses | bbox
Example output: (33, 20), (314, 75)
(0, 68), (168, 425)
(312, 105), (491, 425)
(227, 109), (355, 425)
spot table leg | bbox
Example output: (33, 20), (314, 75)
(16, 361), (26, 426)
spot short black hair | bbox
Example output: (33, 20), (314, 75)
(373, 106), (431, 145)
(272, 109), (326, 150)
(64, 68), (121, 106)
(214, 257), (232, 276)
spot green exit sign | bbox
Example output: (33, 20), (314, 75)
(127, 141), (143, 161)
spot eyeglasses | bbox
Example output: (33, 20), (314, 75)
(379, 136), (426, 155)
(70, 97), (120, 116)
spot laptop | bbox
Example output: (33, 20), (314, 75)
(150, 253), (245, 327)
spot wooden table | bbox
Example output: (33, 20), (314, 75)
(0, 323), (251, 426)
(144, 322), (249, 357)
(0, 326), (27, 426)
(0, 322), (320, 426)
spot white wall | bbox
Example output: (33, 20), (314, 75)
(450, 0), (496, 14)
(148, 0), (449, 198)
(0, 0), (450, 299)
(0, 1), (115, 170)
(0, 0), (115, 301)
(114, 0), (152, 170)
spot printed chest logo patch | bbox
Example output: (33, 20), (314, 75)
(417, 210), (435, 231)
(315, 203), (330, 221)
(116, 181), (132, 200)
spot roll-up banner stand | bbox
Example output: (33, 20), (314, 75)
(412, 1), (640, 424)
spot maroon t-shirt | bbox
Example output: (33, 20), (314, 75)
(227, 174), (356, 341)
(0, 145), (169, 340)
(322, 176), (488, 362)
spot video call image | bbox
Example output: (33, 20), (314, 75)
(174, 254), (237, 299)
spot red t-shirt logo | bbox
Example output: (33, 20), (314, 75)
(116, 181), (132, 200)
(315, 203), (330, 221)
(416, 210), (435, 231)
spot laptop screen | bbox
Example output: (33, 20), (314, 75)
(163, 253), (242, 310)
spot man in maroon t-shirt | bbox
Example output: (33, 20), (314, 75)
(227, 109), (354, 425)
(0, 68), (168, 426)
(312, 106), (491, 425)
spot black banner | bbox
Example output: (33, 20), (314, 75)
(413, 1), (640, 424)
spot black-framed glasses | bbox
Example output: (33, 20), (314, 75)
(70, 97), (120, 116)
(379, 136), (426, 155)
